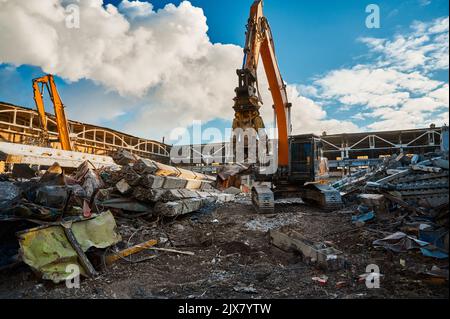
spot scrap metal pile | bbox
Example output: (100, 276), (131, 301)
(333, 151), (449, 260)
(0, 149), (234, 283)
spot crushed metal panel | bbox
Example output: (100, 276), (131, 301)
(17, 211), (121, 283)
(269, 228), (346, 270)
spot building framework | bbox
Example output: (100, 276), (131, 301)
(2, 102), (447, 175)
(322, 126), (446, 176)
(0, 102), (170, 163)
(174, 126), (447, 176)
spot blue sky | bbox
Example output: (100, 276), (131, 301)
(97, 0), (450, 83)
(0, 0), (448, 143)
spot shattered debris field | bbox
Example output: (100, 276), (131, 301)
(1, 199), (448, 299)
(1, 146), (449, 300)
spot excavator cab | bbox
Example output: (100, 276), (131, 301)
(289, 134), (323, 182)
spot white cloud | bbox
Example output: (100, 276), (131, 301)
(118, 0), (153, 19)
(429, 83), (449, 107)
(419, 0), (431, 6)
(360, 17), (449, 72)
(315, 66), (443, 109)
(0, 1), (446, 139)
(0, 0), (215, 97)
(284, 86), (359, 135)
(351, 113), (366, 121)
(303, 16), (449, 132)
(255, 63), (359, 136)
(0, 0), (359, 140)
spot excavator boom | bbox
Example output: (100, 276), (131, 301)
(32, 74), (72, 151)
(229, 0), (342, 212)
(232, 0), (291, 167)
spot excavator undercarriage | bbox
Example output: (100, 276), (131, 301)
(251, 181), (343, 213)
(250, 135), (344, 212)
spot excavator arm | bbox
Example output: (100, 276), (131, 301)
(232, 0), (291, 168)
(32, 74), (72, 151)
(229, 1), (342, 213)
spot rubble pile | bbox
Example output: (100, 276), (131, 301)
(333, 151), (449, 259)
(98, 150), (234, 217)
(0, 149), (236, 282)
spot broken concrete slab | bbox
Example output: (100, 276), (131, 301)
(132, 186), (159, 202)
(140, 174), (165, 189)
(223, 186), (242, 195)
(72, 161), (103, 198)
(160, 189), (200, 202)
(122, 165), (142, 186)
(162, 176), (188, 189)
(155, 198), (214, 217)
(216, 193), (235, 203)
(133, 188), (218, 203)
(112, 149), (138, 166)
(133, 158), (158, 175)
(99, 198), (152, 213)
(95, 187), (114, 201)
(0, 141), (117, 169)
(269, 228), (346, 271)
(184, 179), (202, 190)
(116, 179), (132, 195)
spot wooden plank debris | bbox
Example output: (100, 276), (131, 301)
(105, 239), (158, 265)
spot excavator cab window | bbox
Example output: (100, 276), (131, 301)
(288, 134), (323, 182)
(289, 137), (314, 178)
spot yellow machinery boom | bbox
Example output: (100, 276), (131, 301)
(32, 74), (72, 151)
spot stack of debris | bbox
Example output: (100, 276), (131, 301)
(0, 161), (122, 281)
(0, 149), (234, 283)
(333, 151), (449, 259)
(98, 150), (234, 217)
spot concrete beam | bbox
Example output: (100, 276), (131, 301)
(0, 141), (117, 169)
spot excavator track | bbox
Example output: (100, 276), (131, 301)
(252, 185), (275, 214)
(302, 183), (343, 210)
(251, 183), (343, 213)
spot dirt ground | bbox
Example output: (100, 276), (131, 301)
(0, 197), (448, 299)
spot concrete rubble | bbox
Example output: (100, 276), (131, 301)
(0, 148), (448, 298)
(0, 149), (238, 283)
(98, 150), (234, 217)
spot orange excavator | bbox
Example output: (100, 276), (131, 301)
(230, 0), (342, 212)
(32, 74), (73, 151)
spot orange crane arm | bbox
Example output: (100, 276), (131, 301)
(32, 74), (72, 151)
(232, 0), (291, 167)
